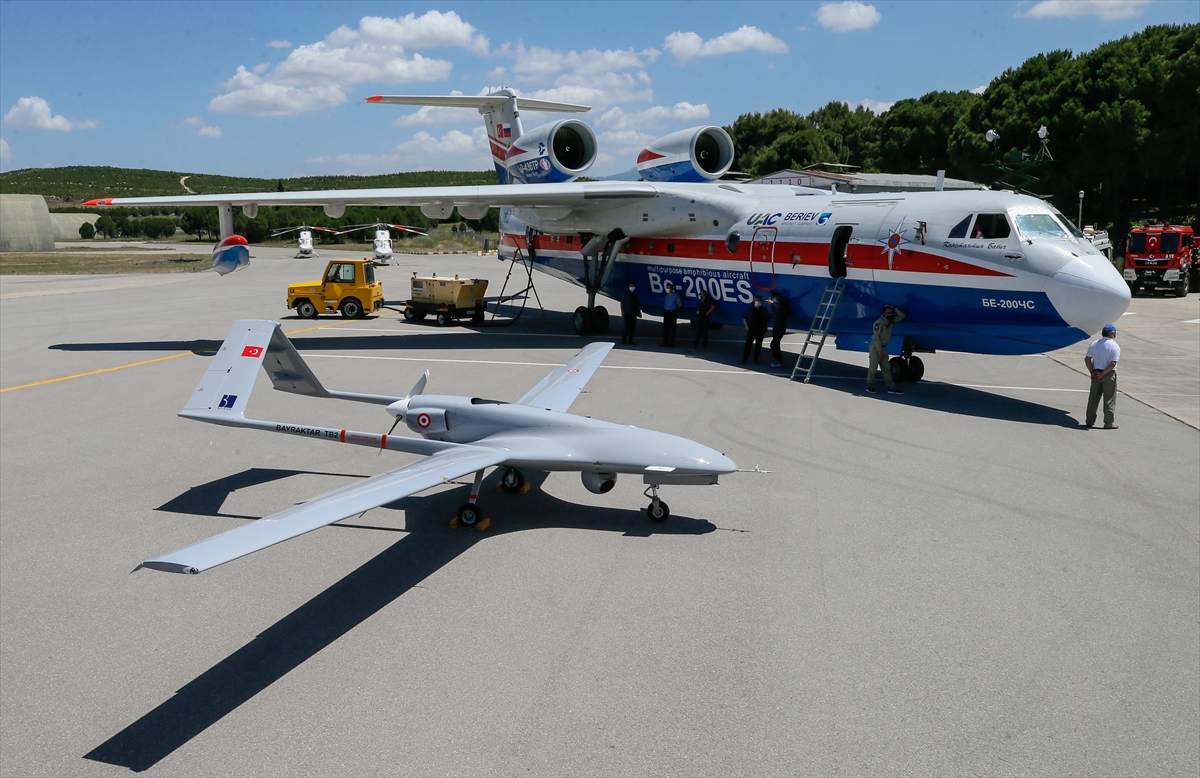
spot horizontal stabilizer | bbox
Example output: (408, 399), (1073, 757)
(366, 94), (590, 113)
(262, 325), (399, 405)
(517, 342), (613, 413)
(183, 320), (276, 419)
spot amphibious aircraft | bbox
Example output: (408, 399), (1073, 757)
(336, 222), (428, 263)
(138, 319), (736, 575)
(85, 90), (1130, 381)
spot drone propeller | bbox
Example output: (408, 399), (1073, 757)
(380, 370), (430, 450)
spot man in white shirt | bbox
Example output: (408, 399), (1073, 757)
(1084, 323), (1121, 429)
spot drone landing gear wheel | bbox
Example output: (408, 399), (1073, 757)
(644, 484), (670, 522)
(455, 503), (488, 529)
(499, 468), (526, 493)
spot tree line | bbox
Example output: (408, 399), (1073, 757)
(727, 23), (1198, 251)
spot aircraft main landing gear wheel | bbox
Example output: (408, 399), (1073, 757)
(906, 355), (925, 383)
(593, 306), (610, 335)
(573, 306), (593, 335)
(453, 504), (482, 528)
(499, 468), (526, 493)
(889, 356), (909, 384)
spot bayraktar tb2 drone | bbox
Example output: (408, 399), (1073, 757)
(138, 320), (737, 575)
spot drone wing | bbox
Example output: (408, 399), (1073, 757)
(141, 445), (508, 574)
(517, 342), (613, 413)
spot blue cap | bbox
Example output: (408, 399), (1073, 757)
(1102, 323), (1117, 333)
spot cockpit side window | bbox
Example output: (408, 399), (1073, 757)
(364, 263), (375, 284)
(948, 215), (972, 239)
(972, 214), (1011, 240)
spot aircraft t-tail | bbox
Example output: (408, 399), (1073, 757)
(84, 89), (1130, 380)
(139, 320), (736, 575)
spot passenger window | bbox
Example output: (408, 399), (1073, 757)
(948, 215), (972, 239)
(972, 214), (1011, 240)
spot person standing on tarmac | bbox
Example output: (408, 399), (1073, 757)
(661, 281), (683, 347)
(742, 295), (770, 364)
(620, 282), (641, 345)
(767, 292), (791, 367)
(1084, 323), (1120, 429)
(866, 304), (905, 394)
(689, 288), (717, 353)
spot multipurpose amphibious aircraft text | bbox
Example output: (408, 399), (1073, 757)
(136, 320), (737, 575)
(85, 89), (1130, 380)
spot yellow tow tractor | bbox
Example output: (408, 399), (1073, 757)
(288, 258), (384, 319)
(403, 273), (489, 325)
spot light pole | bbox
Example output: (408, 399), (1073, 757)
(1078, 190), (1085, 228)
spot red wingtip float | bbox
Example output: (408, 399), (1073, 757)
(82, 198), (114, 206)
(365, 95), (383, 103)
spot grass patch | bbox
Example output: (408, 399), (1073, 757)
(0, 251), (210, 275)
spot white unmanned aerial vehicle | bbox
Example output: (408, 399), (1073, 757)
(338, 222), (427, 264)
(139, 320), (737, 575)
(271, 225), (338, 258)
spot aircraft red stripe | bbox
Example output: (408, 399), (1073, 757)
(637, 149), (665, 163)
(340, 429), (346, 443)
(365, 95), (383, 103)
(501, 233), (1011, 277)
(381, 434), (387, 450)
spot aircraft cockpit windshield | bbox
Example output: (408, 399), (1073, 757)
(1013, 213), (1069, 241)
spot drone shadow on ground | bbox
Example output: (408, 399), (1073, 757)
(85, 468), (715, 772)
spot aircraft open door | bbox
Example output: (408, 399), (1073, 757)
(750, 226), (777, 290)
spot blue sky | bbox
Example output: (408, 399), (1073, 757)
(1, 0), (1196, 178)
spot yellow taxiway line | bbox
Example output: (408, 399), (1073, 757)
(0, 313), (395, 394)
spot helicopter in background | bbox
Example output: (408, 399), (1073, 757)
(270, 225), (339, 259)
(336, 222), (427, 264)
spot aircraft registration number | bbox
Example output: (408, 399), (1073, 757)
(982, 298), (1035, 309)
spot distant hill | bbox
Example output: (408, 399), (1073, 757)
(0, 166), (498, 203)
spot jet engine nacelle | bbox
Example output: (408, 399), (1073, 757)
(637, 126), (735, 183)
(581, 470), (617, 494)
(506, 119), (597, 184)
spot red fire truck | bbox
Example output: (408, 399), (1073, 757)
(1122, 222), (1197, 297)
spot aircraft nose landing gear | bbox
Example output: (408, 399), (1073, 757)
(644, 484), (670, 522)
(889, 338), (927, 384)
(497, 467), (530, 494)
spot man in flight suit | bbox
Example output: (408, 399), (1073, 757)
(620, 282), (641, 345)
(866, 304), (905, 394)
(742, 295), (770, 364)
(1084, 323), (1120, 429)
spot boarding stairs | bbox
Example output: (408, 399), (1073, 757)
(790, 278), (845, 384)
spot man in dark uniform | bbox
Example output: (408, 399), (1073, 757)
(620, 281), (641, 345)
(742, 294), (770, 364)
(767, 292), (791, 367)
(661, 281), (682, 347)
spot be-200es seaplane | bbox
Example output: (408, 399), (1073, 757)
(138, 320), (736, 575)
(86, 90), (1130, 381)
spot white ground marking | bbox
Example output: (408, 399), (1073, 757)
(301, 352), (767, 375)
(1184, 318), (1200, 324)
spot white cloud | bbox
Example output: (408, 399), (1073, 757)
(180, 116), (204, 126)
(597, 102), (711, 131)
(847, 98), (894, 114)
(391, 91), (480, 126)
(267, 40), (293, 49)
(816, 2), (882, 32)
(970, 84), (988, 95)
(0, 138), (11, 164)
(198, 125), (222, 138)
(506, 44), (657, 81)
(1018, 0), (1149, 20)
(664, 26), (788, 62)
(252, 62), (271, 74)
(209, 67), (348, 116)
(211, 11), (487, 117)
(4, 96), (96, 131)
(305, 126), (491, 174)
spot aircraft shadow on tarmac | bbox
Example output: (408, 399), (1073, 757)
(50, 317), (1077, 427)
(85, 469), (715, 772)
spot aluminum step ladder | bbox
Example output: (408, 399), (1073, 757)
(790, 278), (846, 384)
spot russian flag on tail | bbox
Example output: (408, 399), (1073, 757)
(496, 123), (511, 139)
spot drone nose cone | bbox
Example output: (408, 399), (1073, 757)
(711, 452), (738, 474)
(1046, 255), (1130, 336)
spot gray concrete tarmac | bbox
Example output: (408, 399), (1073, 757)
(2, 246), (1197, 776)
